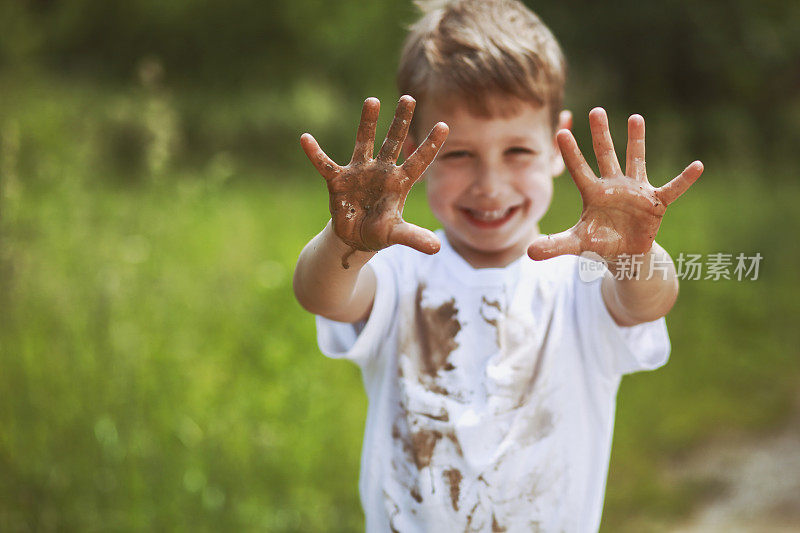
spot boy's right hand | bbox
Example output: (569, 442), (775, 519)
(300, 96), (448, 256)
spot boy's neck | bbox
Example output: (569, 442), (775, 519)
(444, 227), (540, 269)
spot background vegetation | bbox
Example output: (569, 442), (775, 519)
(0, 0), (798, 530)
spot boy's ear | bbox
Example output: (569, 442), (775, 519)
(550, 109), (572, 177)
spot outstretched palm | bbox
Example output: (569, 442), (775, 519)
(301, 96), (448, 257)
(528, 108), (704, 261)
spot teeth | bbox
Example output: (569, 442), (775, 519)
(468, 207), (512, 221)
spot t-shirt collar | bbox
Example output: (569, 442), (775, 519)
(435, 229), (526, 289)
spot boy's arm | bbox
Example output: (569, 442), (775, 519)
(293, 221), (377, 323)
(528, 108), (703, 326)
(600, 242), (678, 326)
(293, 96), (448, 323)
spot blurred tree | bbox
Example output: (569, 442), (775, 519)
(0, 0), (796, 171)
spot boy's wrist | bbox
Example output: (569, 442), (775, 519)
(322, 220), (377, 270)
(604, 244), (655, 279)
(601, 243), (679, 325)
(603, 243), (677, 283)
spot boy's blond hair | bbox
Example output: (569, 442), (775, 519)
(397, 0), (566, 132)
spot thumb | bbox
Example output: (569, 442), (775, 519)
(388, 221), (441, 255)
(528, 230), (582, 261)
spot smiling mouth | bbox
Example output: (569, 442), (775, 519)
(460, 205), (521, 228)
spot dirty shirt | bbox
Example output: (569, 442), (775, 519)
(316, 232), (670, 533)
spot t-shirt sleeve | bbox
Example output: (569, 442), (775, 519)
(574, 265), (671, 377)
(315, 250), (398, 368)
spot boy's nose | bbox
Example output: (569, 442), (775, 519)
(468, 167), (504, 199)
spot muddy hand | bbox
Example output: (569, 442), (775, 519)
(301, 95), (448, 255)
(528, 107), (704, 261)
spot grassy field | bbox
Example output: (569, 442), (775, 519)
(1, 77), (798, 531)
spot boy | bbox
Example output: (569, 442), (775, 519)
(294, 0), (703, 531)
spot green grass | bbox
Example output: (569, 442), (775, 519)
(0, 76), (798, 531)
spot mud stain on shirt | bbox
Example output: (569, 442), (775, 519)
(410, 428), (443, 470)
(417, 410), (449, 422)
(393, 414), (464, 472)
(465, 501), (480, 530)
(491, 513), (508, 532)
(446, 431), (464, 457)
(382, 489), (401, 533)
(528, 409), (554, 441)
(482, 296), (502, 313)
(443, 468), (462, 510)
(392, 422), (417, 465)
(414, 283), (461, 378)
(394, 421), (445, 471)
(480, 296), (503, 347)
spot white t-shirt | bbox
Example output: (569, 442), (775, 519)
(317, 232), (669, 533)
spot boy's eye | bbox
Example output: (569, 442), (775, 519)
(441, 150), (471, 160)
(506, 147), (536, 156)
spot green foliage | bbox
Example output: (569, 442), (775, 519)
(0, 173), (367, 530)
(1, 0), (798, 169)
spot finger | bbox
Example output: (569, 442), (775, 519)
(351, 97), (380, 164)
(388, 221), (441, 255)
(300, 133), (339, 181)
(377, 95), (416, 163)
(625, 114), (646, 181)
(656, 161), (704, 205)
(556, 129), (595, 194)
(402, 122), (449, 182)
(527, 230), (583, 261)
(589, 107), (622, 178)
(559, 109), (573, 131)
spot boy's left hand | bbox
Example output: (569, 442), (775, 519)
(528, 107), (703, 261)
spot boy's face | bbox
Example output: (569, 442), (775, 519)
(409, 98), (568, 268)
